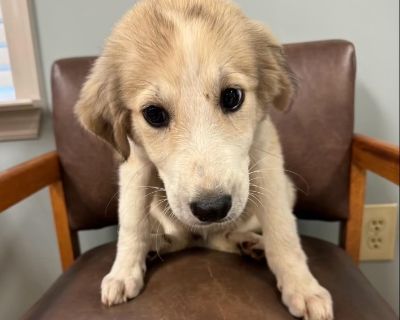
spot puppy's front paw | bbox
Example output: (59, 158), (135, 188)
(101, 267), (144, 306)
(281, 279), (333, 320)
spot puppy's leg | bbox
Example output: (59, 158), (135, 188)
(250, 121), (333, 320)
(147, 196), (193, 257)
(253, 170), (333, 320)
(101, 154), (152, 306)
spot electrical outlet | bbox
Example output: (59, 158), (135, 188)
(360, 204), (398, 261)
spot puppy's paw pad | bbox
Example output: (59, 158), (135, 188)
(226, 232), (264, 260)
(283, 285), (333, 320)
(238, 240), (264, 261)
(101, 273), (144, 307)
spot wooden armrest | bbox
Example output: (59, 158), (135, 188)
(352, 134), (399, 185)
(341, 134), (398, 263)
(0, 151), (60, 212)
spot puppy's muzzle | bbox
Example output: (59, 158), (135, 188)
(190, 194), (232, 223)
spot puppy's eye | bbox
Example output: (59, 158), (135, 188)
(142, 106), (170, 128)
(220, 88), (244, 112)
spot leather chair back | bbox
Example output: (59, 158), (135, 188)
(51, 40), (356, 231)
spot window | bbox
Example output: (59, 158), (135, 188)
(0, 0), (42, 141)
(0, 7), (15, 101)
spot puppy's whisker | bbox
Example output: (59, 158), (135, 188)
(154, 198), (169, 207)
(143, 191), (160, 199)
(248, 193), (265, 209)
(247, 196), (260, 208)
(137, 186), (166, 191)
(249, 182), (271, 192)
(249, 183), (269, 192)
(251, 144), (283, 160)
(165, 208), (175, 221)
(249, 176), (264, 182)
(249, 154), (271, 171)
(105, 163), (151, 215)
(283, 170), (310, 195)
(104, 190), (119, 216)
(249, 189), (267, 197)
(248, 168), (309, 195)
(143, 189), (166, 199)
(248, 168), (282, 175)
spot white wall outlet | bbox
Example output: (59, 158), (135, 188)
(360, 204), (398, 261)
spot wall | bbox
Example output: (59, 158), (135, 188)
(0, 0), (398, 319)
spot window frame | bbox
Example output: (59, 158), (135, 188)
(0, 0), (43, 141)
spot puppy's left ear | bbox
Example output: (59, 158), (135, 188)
(74, 56), (132, 160)
(250, 22), (297, 110)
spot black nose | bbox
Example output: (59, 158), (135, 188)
(190, 195), (232, 223)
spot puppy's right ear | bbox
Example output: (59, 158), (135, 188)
(249, 22), (297, 111)
(74, 57), (131, 160)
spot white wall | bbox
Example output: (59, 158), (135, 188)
(0, 0), (398, 319)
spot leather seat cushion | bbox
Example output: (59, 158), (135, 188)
(23, 236), (396, 320)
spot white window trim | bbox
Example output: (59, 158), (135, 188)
(0, 0), (43, 141)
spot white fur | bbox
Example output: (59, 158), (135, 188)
(76, 1), (334, 318)
(102, 117), (333, 319)
(101, 148), (152, 306)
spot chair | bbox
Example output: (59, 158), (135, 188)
(0, 40), (398, 319)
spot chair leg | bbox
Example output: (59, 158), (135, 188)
(49, 180), (80, 271)
(341, 161), (366, 264)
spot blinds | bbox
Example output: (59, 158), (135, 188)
(0, 6), (15, 101)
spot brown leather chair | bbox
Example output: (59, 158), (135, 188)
(1, 40), (398, 319)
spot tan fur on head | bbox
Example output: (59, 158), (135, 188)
(74, 0), (295, 160)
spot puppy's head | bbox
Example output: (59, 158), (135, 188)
(75, 0), (295, 228)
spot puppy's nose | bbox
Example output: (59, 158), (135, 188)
(190, 195), (232, 223)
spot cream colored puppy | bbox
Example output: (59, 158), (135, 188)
(75, 0), (333, 319)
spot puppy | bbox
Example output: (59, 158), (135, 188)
(75, 0), (333, 319)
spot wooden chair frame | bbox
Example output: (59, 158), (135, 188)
(0, 134), (399, 271)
